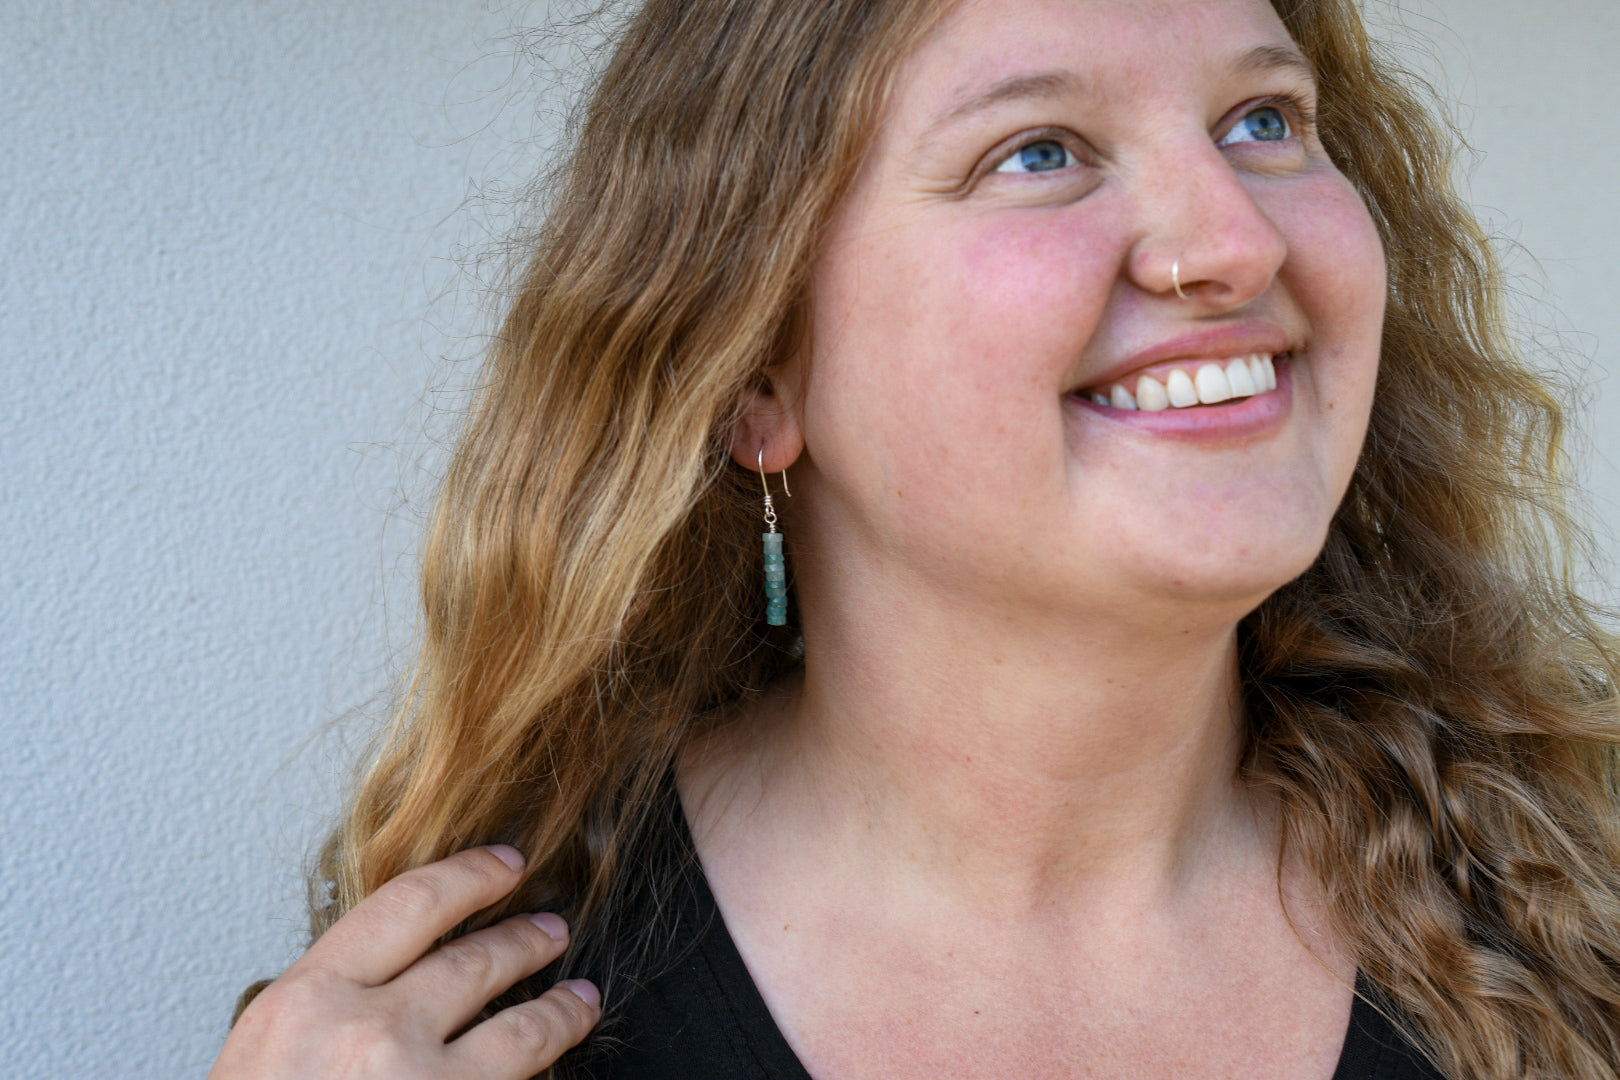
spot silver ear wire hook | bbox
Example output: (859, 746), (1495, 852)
(757, 447), (790, 532)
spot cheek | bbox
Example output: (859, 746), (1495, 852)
(903, 213), (1120, 421)
(1270, 173), (1386, 438)
(949, 212), (1119, 332)
(909, 218), (1118, 469)
(1274, 174), (1387, 346)
(803, 212), (1120, 522)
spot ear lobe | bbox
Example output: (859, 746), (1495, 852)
(729, 371), (805, 474)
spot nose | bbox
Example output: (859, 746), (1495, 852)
(1126, 142), (1288, 310)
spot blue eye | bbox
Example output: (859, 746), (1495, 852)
(995, 139), (1077, 173)
(1219, 105), (1291, 147)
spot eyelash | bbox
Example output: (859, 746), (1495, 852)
(990, 126), (1088, 176)
(1225, 92), (1318, 144)
(985, 91), (1320, 178)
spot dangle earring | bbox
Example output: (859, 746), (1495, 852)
(758, 448), (790, 626)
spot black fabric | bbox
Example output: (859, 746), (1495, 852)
(571, 819), (1447, 1080)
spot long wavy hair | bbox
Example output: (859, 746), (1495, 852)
(265, 0), (1620, 1076)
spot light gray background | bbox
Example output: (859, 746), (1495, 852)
(2, 2), (1615, 1077)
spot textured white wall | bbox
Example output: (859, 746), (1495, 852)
(0, 4), (556, 1077)
(0, 3), (1615, 1078)
(1376, 0), (1620, 545)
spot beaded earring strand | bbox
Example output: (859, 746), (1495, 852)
(758, 448), (790, 626)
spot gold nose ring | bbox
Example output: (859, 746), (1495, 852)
(1172, 256), (1189, 300)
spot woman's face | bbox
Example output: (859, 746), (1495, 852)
(784, 0), (1386, 621)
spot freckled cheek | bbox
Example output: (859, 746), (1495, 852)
(807, 216), (1118, 487)
(1271, 182), (1385, 490)
(938, 217), (1118, 374)
(885, 226), (1107, 471)
(1275, 183), (1387, 382)
(1277, 181), (1386, 323)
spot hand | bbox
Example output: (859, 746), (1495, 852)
(209, 846), (601, 1080)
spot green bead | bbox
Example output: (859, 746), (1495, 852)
(763, 532), (788, 625)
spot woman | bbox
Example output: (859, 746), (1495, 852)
(210, 0), (1620, 1077)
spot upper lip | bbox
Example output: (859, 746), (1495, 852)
(1072, 322), (1297, 393)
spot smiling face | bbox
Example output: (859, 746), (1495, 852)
(757, 0), (1387, 628)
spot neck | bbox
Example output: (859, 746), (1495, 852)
(686, 557), (1273, 914)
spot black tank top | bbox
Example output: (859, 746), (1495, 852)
(571, 838), (1447, 1080)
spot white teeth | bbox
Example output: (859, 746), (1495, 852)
(1165, 368), (1199, 408)
(1194, 362), (1232, 404)
(1135, 374), (1169, 411)
(1087, 352), (1281, 414)
(1225, 357), (1257, 397)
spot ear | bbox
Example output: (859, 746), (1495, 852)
(729, 365), (805, 475)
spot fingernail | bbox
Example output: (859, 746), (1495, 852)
(487, 844), (525, 871)
(528, 912), (568, 941)
(559, 979), (601, 1009)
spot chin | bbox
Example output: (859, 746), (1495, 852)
(1126, 520), (1334, 615)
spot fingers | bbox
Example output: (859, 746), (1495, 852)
(212, 846), (603, 1080)
(449, 981), (602, 1080)
(212, 965), (600, 1080)
(303, 845), (528, 987)
(391, 912), (573, 1036)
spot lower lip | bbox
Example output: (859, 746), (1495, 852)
(1065, 358), (1295, 441)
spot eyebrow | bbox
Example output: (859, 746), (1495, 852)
(1233, 43), (1318, 86)
(922, 43), (1318, 142)
(926, 71), (1089, 140)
